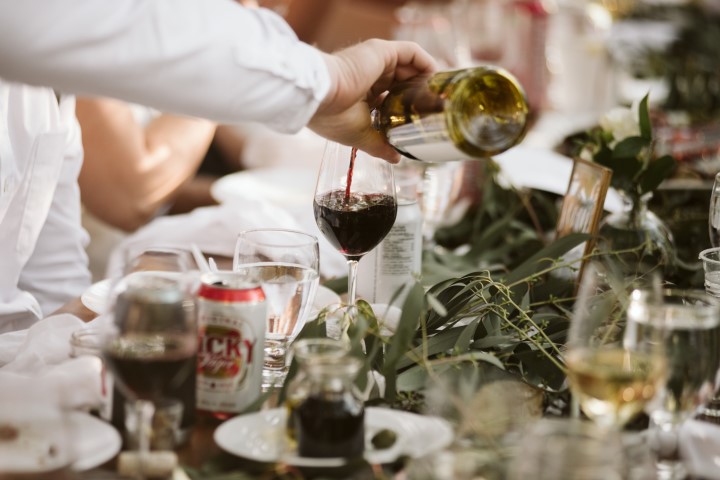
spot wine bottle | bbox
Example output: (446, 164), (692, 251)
(372, 66), (529, 163)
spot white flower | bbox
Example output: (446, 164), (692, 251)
(599, 100), (641, 145)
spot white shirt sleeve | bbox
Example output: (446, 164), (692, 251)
(0, 0), (331, 133)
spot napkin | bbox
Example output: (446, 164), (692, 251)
(0, 314), (104, 411)
(680, 419), (720, 479)
(107, 201), (347, 280)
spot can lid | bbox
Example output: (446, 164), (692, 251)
(199, 272), (265, 303)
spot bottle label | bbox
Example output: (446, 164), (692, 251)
(387, 112), (468, 163)
(357, 199), (422, 304)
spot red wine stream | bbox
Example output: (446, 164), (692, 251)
(344, 147), (357, 203)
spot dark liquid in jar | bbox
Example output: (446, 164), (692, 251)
(294, 396), (365, 458)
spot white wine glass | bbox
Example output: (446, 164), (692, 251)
(566, 261), (667, 429)
(102, 250), (197, 479)
(708, 172), (720, 248)
(234, 228), (320, 391)
(635, 289), (720, 479)
(313, 141), (397, 320)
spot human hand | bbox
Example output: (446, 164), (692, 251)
(309, 39), (437, 163)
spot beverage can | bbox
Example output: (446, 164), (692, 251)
(196, 271), (266, 418)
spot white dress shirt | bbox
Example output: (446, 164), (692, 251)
(0, 0), (331, 332)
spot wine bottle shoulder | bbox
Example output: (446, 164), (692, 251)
(374, 66), (529, 162)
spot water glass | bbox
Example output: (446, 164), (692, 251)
(699, 247), (720, 297)
(708, 171), (720, 248)
(234, 228), (320, 390)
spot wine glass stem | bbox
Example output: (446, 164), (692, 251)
(347, 259), (359, 306)
(136, 399), (155, 479)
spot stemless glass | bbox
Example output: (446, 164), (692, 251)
(313, 141), (397, 318)
(102, 270), (197, 479)
(234, 228), (320, 391)
(632, 289), (720, 479)
(708, 169), (720, 248)
(566, 261), (667, 429)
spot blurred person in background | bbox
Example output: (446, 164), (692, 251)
(0, 0), (436, 332)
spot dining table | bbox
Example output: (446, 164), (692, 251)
(53, 254), (398, 480)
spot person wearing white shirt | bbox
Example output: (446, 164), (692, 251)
(0, 0), (436, 332)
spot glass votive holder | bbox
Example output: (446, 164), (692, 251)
(69, 327), (114, 422)
(699, 247), (720, 297)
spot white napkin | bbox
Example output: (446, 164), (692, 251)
(680, 419), (720, 479)
(108, 200), (347, 280)
(0, 315), (104, 411)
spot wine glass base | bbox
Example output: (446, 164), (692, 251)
(261, 369), (288, 393)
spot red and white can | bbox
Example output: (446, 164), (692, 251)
(196, 271), (266, 418)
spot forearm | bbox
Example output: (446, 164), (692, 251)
(0, 0), (330, 133)
(77, 99), (216, 231)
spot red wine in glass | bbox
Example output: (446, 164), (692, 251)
(314, 190), (396, 261)
(313, 142), (397, 309)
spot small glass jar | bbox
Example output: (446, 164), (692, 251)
(284, 339), (364, 459)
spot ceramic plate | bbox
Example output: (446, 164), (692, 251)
(214, 406), (453, 467)
(69, 411), (122, 471)
(211, 167), (316, 209)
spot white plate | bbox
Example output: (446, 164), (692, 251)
(84, 281), (339, 317)
(211, 167), (317, 209)
(69, 411), (122, 471)
(81, 279), (112, 315)
(214, 406), (453, 467)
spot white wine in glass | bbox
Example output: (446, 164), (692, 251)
(566, 261), (667, 429)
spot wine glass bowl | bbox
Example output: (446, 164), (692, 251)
(313, 142), (397, 308)
(565, 261), (667, 429)
(234, 228), (320, 390)
(630, 288), (720, 478)
(101, 271), (197, 478)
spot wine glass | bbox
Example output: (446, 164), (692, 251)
(566, 261), (667, 429)
(102, 257), (197, 478)
(708, 172), (720, 248)
(632, 289), (720, 479)
(234, 228), (320, 391)
(313, 141), (397, 319)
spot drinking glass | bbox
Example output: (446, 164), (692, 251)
(313, 141), (397, 317)
(698, 247), (720, 420)
(566, 261), (667, 429)
(632, 289), (720, 479)
(234, 228), (320, 390)
(102, 268), (197, 478)
(507, 419), (628, 480)
(708, 172), (720, 248)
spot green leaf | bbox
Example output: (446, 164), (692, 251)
(612, 136), (647, 160)
(503, 233), (589, 284)
(397, 326), (466, 369)
(384, 282), (424, 374)
(639, 93), (651, 140)
(639, 154), (676, 194)
(455, 318), (480, 353)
